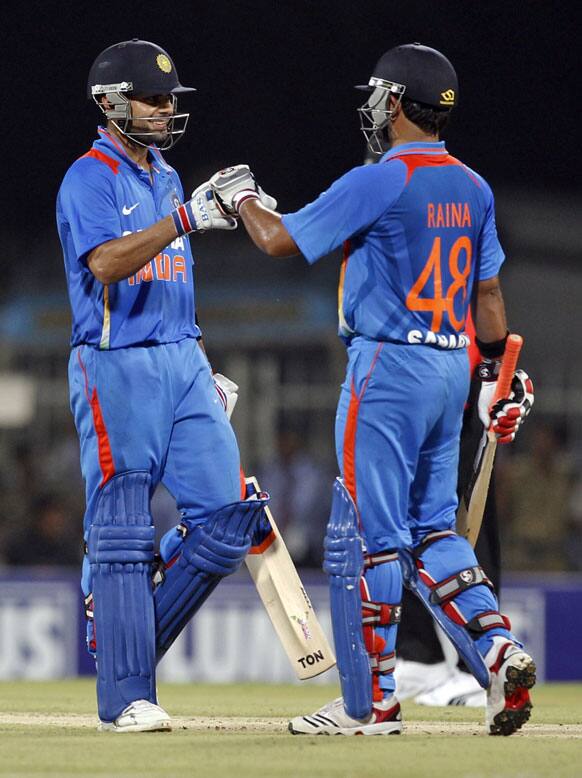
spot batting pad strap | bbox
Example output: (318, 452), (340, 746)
(84, 593), (94, 620)
(467, 610), (512, 634)
(362, 600), (402, 626)
(413, 530), (456, 559)
(369, 650), (396, 675)
(427, 565), (494, 606)
(363, 550), (399, 569)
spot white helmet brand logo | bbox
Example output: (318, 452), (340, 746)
(440, 89), (456, 105)
(156, 54), (172, 73)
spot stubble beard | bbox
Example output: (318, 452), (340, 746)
(126, 119), (170, 148)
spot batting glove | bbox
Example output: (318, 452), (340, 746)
(489, 369), (534, 443)
(213, 373), (239, 420)
(477, 361), (534, 444)
(171, 182), (238, 236)
(209, 164), (278, 214)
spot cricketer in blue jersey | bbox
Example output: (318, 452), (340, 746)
(56, 39), (270, 733)
(206, 44), (535, 736)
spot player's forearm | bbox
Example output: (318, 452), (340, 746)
(238, 200), (300, 257)
(88, 216), (179, 284)
(473, 276), (508, 346)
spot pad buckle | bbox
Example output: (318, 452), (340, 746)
(362, 600), (402, 626)
(428, 565), (494, 605)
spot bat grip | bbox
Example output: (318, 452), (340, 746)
(493, 333), (523, 403)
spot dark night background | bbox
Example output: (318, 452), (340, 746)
(2, 0), (579, 418)
(2, 1), (578, 254)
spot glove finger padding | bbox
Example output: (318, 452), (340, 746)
(210, 165), (277, 214)
(210, 165), (257, 214)
(489, 369), (534, 444)
(189, 183), (238, 231)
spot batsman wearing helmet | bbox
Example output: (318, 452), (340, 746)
(204, 43), (535, 736)
(56, 39), (271, 732)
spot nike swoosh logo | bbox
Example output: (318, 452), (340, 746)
(122, 202), (140, 216)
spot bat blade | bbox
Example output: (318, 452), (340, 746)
(456, 334), (523, 546)
(244, 476), (336, 680)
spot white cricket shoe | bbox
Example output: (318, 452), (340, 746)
(414, 668), (486, 707)
(289, 696), (402, 736)
(394, 659), (452, 701)
(485, 637), (536, 736)
(99, 699), (172, 733)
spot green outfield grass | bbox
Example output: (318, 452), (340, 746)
(1, 681), (581, 777)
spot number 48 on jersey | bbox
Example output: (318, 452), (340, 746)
(406, 236), (472, 333)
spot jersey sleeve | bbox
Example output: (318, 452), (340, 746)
(281, 162), (408, 264)
(58, 159), (121, 265)
(475, 177), (505, 280)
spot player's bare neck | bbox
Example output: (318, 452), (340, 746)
(391, 129), (438, 149)
(390, 114), (438, 149)
(108, 123), (151, 171)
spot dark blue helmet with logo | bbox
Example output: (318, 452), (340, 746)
(87, 39), (196, 150)
(357, 43), (458, 154)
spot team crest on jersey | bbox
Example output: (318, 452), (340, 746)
(440, 89), (456, 106)
(156, 54), (172, 73)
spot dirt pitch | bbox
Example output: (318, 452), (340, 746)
(1, 712), (581, 738)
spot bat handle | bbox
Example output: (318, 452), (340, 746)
(493, 333), (523, 403)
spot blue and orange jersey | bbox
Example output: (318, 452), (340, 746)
(282, 141), (505, 349)
(56, 127), (200, 349)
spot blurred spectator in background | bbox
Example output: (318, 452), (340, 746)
(4, 493), (81, 566)
(258, 425), (332, 567)
(566, 473), (582, 572)
(0, 440), (39, 558)
(38, 427), (84, 516)
(497, 422), (574, 571)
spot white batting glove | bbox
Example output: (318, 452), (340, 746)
(213, 373), (239, 420)
(489, 369), (535, 444)
(477, 360), (534, 443)
(171, 182), (238, 235)
(476, 359), (501, 430)
(209, 164), (277, 214)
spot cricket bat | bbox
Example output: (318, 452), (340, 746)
(456, 333), (523, 547)
(244, 475), (336, 680)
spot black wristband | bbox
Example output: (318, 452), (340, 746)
(475, 331), (509, 359)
